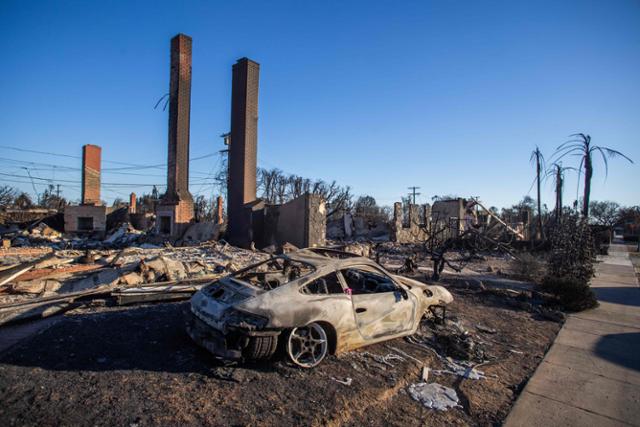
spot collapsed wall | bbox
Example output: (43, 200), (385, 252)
(391, 202), (430, 243)
(263, 193), (326, 249)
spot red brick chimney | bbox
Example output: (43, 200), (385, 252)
(129, 192), (137, 214)
(216, 195), (224, 224)
(81, 144), (101, 205)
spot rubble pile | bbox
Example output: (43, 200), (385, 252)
(0, 241), (268, 325)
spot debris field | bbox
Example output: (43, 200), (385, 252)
(0, 265), (561, 426)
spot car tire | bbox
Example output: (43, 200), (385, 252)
(244, 335), (278, 360)
(286, 322), (329, 368)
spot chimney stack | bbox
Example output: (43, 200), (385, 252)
(227, 58), (260, 245)
(216, 195), (224, 224)
(166, 33), (193, 203)
(155, 34), (195, 237)
(129, 192), (137, 214)
(81, 144), (101, 205)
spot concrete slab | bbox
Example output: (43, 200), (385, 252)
(572, 309), (640, 329)
(525, 361), (640, 425)
(544, 342), (640, 386)
(562, 315), (640, 337)
(555, 324), (640, 357)
(505, 390), (625, 427)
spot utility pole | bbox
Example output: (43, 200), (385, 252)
(220, 132), (231, 198)
(21, 167), (39, 203)
(56, 184), (61, 198)
(407, 186), (421, 205)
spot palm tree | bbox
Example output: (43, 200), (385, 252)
(555, 134), (633, 217)
(530, 147), (545, 239)
(545, 162), (575, 221)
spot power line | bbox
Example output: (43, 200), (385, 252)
(0, 146), (217, 173)
(0, 146), (80, 159)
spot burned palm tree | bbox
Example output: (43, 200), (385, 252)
(545, 162), (575, 222)
(555, 134), (633, 217)
(530, 147), (545, 239)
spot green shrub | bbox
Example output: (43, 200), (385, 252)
(540, 276), (598, 312)
(548, 214), (595, 284)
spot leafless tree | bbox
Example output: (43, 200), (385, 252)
(257, 167), (353, 217)
(590, 200), (621, 243)
(14, 193), (33, 209)
(0, 185), (17, 208)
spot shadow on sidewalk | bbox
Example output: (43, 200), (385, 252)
(595, 332), (640, 372)
(593, 287), (640, 307)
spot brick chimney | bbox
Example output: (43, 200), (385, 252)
(81, 144), (101, 205)
(165, 33), (193, 204)
(216, 195), (224, 224)
(227, 58), (260, 245)
(129, 192), (136, 214)
(155, 34), (195, 237)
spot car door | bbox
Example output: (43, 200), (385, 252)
(339, 266), (416, 340)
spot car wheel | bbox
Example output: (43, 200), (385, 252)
(286, 323), (328, 368)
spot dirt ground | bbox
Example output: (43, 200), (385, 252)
(0, 276), (561, 427)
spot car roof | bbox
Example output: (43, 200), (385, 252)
(285, 248), (379, 269)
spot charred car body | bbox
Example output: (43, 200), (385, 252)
(186, 248), (453, 368)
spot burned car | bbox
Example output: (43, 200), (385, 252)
(186, 248), (453, 368)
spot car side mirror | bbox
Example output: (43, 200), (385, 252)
(397, 287), (409, 300)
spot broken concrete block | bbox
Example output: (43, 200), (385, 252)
(182, 222), (221, 243)
(281, 242), (299, 253)
(120, 272), (144, 286)
(12, 279), (62, 294)
(141, 256), (187, 282)
(61, 268), (120, 293)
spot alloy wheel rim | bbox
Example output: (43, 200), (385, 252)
(287, 323), (328, 368)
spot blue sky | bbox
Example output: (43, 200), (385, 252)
(0, 0), (638, 208)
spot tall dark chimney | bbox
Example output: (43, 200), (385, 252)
(166, 33), (193, 203)
(156, 34), (194, 237)
(227, 58), (260, 246)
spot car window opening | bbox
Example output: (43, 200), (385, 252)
(301, 272), (344, 295)
(341, 268), (397, 295)
(232, 257), (315, 291)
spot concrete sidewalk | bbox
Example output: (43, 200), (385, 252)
(505, 243), (640, 427)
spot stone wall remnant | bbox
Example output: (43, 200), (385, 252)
(391, 202), (430, 243)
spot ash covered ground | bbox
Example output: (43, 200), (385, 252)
(0, 271), (561, 427)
